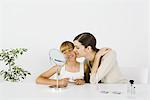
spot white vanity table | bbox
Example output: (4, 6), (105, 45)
(0, 82), (149, 100)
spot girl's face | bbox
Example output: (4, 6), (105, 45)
(73, 40), (87, 58)
(62, 47), (76, 60)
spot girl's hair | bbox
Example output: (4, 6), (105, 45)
(73, 32), (99, 52)
(60, 41), (74, 53)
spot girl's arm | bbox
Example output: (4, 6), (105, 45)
(36, 65), (58, 85)
(36, 65), (68, 87)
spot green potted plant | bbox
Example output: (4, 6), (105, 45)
(0, 48), (31, 82)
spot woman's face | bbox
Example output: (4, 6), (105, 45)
(73, 40), (87, 58)
(62, 48), (76, 60)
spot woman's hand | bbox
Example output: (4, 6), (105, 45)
(74, 79), (85, 85)
(96, 48), (111, 58)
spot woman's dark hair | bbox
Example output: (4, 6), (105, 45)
(73, 32), (99, 52)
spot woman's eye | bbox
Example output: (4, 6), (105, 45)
(75, 46), (79, 49)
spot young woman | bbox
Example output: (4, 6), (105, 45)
(36, 41), (87, 88)
(73, 32), (127, 84)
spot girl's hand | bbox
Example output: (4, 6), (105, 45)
(58, 78), (69, 87)
(74, 79), (85, 85)
(49, 78), (69, 88)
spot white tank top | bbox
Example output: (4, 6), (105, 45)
(59, 63), (84, 82)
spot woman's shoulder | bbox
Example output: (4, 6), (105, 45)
(103, 49), (117, 59)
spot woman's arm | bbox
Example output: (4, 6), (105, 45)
(90, 48), (111, 79)
(90, 49), (115, 84)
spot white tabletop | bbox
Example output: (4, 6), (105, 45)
(0, 82), (149, 100)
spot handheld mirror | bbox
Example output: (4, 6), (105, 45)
(49, 49), (66, 66)
(49, 49), (66, 90)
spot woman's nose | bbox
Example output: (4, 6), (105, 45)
(73, 48), (77, 52)
(73, 48), (78, 54)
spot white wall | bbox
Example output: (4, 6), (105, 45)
(0, 0), (2, 48)
(0, 0), (149, 82)
(148, 0), (150, 83)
